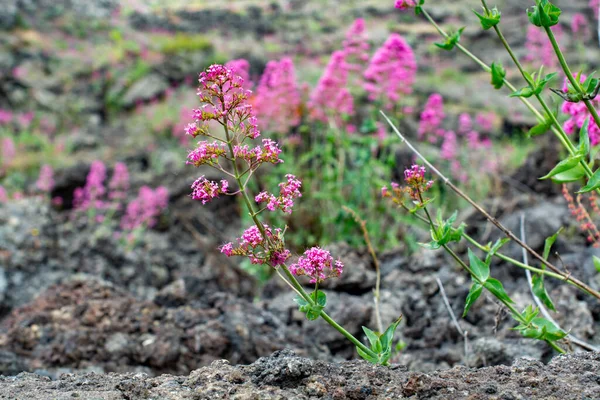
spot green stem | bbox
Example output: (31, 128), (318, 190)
(420, 200), (564, 354)
(279, 264), (377, 357)
(544, 26), (600, 131)
(222, 119), (377, 359)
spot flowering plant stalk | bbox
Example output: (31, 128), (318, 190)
(404, 1), (600, 193)
(186, 65), (402, 365)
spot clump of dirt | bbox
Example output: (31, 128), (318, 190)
(1, 349), (599, 399)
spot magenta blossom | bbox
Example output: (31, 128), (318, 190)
(221, 224), (290, 266)
(190, 176), (228, 204)
(394, 0), (417, 10)
(364, 33), (416, 109)
(418, 93), (445, 142)
(309, 51), (354, 122)
(121, 186), (169, 230)
(404, 165), (434, 201)
(255, 174), (302, 214)
(73, 160), (107, 210)
(109, 162), (130, 200)
(36, 164), (54, 193)
(289, 247), (344, 284)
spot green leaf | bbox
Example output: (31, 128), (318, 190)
(550, 164), (586, 183)
(306, 309), (321, 320)
(542, 228), (562, 260)
(577, 168), (600, 193)
(380, 317), (402, 352)
(532, 273), (556, 311)
(579, 118), (591, 156)
(527, 0), (561, 27)
(294, 295), (308, 307)
(463, 282), (483, 317)
(419, 241), (441, 250)
(534, 72), (557, 95)
(473, 6), (502, 30)
(509, 86), (535, 98)
(468, 249), (490, 282)
(528, 119), (552, 137)
(362, 326), (380, 349)
(485, 238), (510, 265)
(539, 154), (584, 179)
(435, 27), (465, 51)
(313, 290), (327, 307)
(490, 62), (506, 89)
(484, 278), (515, 304)
(593, 255), (600, 272)
(356, 346), (378, 364)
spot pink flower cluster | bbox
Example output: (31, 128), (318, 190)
(562, 75), (600, 145)
(418, 93), (446, 141)
(121, 185), (169, 230)
(382, 165), (434, 204)
(186, 141), (227, 167)
(394, 0), (418, 10)
(225, 59), (251, 90)
(109, 162), (130, 200)
(309, 51), (354, 122)
(188, 64), (259, 140)
(364, 33), (417, 109)
(254, 58), (301, 133)
(571, 13), (590, 39)
(289, 247), (344, 284)
(190, 176), (229, 204)
(220, 224), (291, 266)
(0, 110), (12, 125)
(36, 164), (54, 193)
(524, 25), (563, 69)
(1, 137), (16, 167)
(255, 174), (302, 213)
(74, 161), (107, 211)
(342, 18), (370, 77)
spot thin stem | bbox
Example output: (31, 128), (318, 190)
(221, 117), (377, 359)
(279, 264), (377, 357)
(381, 111), (600, 301)
(343, 206), (383, 333)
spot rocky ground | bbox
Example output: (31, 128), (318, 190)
(1, 0), (600, 398)
(1, 349), (599, 399)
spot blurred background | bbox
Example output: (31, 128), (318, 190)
(0, 0), (599, 378)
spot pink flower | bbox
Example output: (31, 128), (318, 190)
(220, 242), (234, 256)
(0, 185), (7, 203)
(225, 59), (251, 90)
(418, 94), (445, 141)
(186, 141), (227, 166)
(0, 109), (13, 125)
(36, 164), (54, 193)
(364, 33), (416, 109)
(309, 51), (354, 122)
(73, 161), (107, 210)
(404, 164), (434, 200)
(394, 0), (417, 10)
(1, 137), (16, 166)
(440, 131), (457, 160)
(289, 247), (344, 284)
(524, 25), (563, 69)
(561, 74), (600, 145)
(121, 186), (169, 230)
(255, 174), (302, 213)
(458, 113), (472, 135)
(571, 13), (590, 39)
(190, 176), (228, 204)
(109, 162), (130, 200)
(342, 18), (370, 80)
(253, 58), (301, 133)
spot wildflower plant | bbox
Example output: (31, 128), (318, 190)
(382, 0), (600, 354)
(186, 64), (401, 365)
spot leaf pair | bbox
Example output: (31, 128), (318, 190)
(463, 245), (513, 316)
(510, 66), (557, 99)
(435, 27), (465, 51)
(473, 6), (501, 30)
(420, 210), (465, 250)
(513, 305), (567, 341)
(356, 317), (402, 365)
(294, 290), (326, 320)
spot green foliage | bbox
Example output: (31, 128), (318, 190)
(527, 0), (561, 28)
(421, 210), (465, 250)
(158, 33), (214, 54)
(435, 27), (465, 51)
(490, 62), (506, 89)
(294, 290), (327, 320)
(473, 6), (501, 30)
(510, 67), (557, 98)
(356, 317), (402, 365)
(513, 306), (567, 341)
